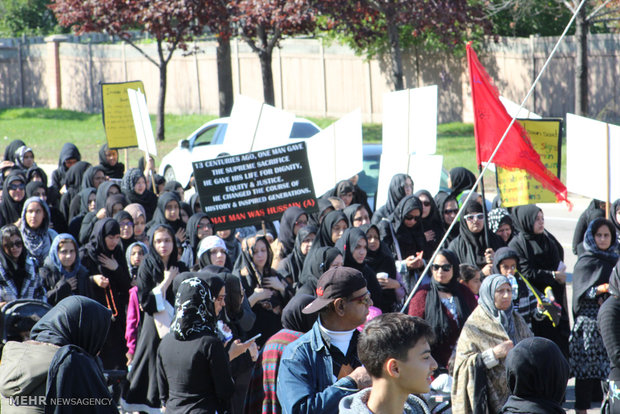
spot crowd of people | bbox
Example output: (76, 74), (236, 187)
(0, 139), (617, 414)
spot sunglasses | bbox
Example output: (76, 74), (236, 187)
(3, 240), (23, 249)
(120, 221), (134, 228)
(431, 263), (452, 272)
(348, 291), (372, 305)
(444, 208), (459, 215)
(404, 214), (421, 221)
(421, 201), (431, 207)
(8, 183), (25, 191)
(464, 213), (485, 222)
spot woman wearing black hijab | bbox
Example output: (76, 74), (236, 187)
(79, 218), (131, 370)
(343, 203), (371, 228)
(157, 276), (234, 414)
(98, 144), (125, 179)
(121, 168), (158, 221)
(501, 337), (569, 414)
(278, 225), (316, 288)
(68, 187), (96, 239)
(115, 210), (137, 252)
(59, 160), (91, 222)
(297, 246), (343, 296)
(572, 199), (606, 255)
(51, 143), (81, 192)
(148, 191), (185, 236)
(569, 218), (618, 413)
(509, 204), (570, 357)
(415, 189), (445, 258)
(0, 171), (26, 225)
(312, 210), (348, 249)
(78, 181), (122, 245)
(272, 206), (308, 266)
(372, 173), (413, 224)
(308, 198), (334, 228)
(123, 224), (188, 411)
(435, 192), (460, 243)
(3, 139), (26, 164)
(448, 167), (476, 203)
(0, 296), (115, 413)
(335, 227), (383, 309)
(186, 213), (213, 262)
(449, 199), (503, 276)
(408, 248), (477, 369)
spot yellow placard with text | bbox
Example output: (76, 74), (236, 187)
(497, 119), (562, 207)
(101, 81), (144, 149)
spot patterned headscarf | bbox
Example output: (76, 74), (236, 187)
(170, 276), (224, 341)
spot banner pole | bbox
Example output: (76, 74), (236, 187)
(606, 123), (611, 219)
(478, 165), (490, 247)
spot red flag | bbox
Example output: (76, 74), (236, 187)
(467, 42), (569, 205)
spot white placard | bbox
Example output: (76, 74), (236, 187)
(410, 154), (444, 196)
(499, 96), (541, 119)
(377, 86), (438, 207)
(127, 88), (157, 156)
(225, 95), (295, 152)
(305, 110), (363, 196)
(567, 113), (620, 201)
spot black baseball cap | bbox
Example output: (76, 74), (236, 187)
(302, 267), (367, 314)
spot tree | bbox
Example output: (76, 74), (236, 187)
(485, 0), (572, 37)
(231, 0), (318, 105)
(50, 0), (211, 141)
(314, 0), (492, 91)
(0, 0), (60, 36)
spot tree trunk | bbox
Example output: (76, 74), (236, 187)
(259, 49), (275, 106)
(387, 21), (404, 91)
(156, 60), (167, 141)
(575, 5), (588, 116)
(216, 37), (234, 116)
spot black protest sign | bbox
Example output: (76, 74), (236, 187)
(193, 142), (318, 231)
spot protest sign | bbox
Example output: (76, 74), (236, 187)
(193, 142), (318, 231)
(101, 81), (144, 149)
(304, 110), (363, 196)
(496, 119), (562, 207)
(567, 113), (620, 202)
(127, 88), (157, 156)
(376, 86), (438, 208)
(499, 96), (541, 120)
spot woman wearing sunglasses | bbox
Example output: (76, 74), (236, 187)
(0, 171), (26, 225)
(0, 224), (45, 308)
(408, 249), (477, 370)
(449, 200), (503, 276)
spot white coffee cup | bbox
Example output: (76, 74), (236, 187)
(376, 272), (388, 280)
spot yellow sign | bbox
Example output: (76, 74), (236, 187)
(497, 119), (562, 207)
(101, 81), (144, 149)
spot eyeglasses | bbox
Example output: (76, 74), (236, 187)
(431, 263), (452, 272)
(120, 221), (133, 228)
(464, 213), (484, 222)
(421, 201), (431, 207)
(8, 183), (25, 191)
(3, 240), (23, 249)
(348, 291), (372, 305)
(444, 208), (459, 215)
(295, 219), (308, 226)
(404, 214), (421, 221)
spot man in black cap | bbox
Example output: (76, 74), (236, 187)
(276, 266), (373, 414)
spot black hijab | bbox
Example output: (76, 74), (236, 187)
(105, 194), (128, 218)
(170, 276), (224, 341)
(449, 167), (476, 199)
(572, 218), (618, 315)
(0, 171), (26, 224)
(424, 249), (472, 342)
(451, 200), (502, 269)
(314, 210), (347, 249)
(502, 337), (568, 414)
(94, 181), (122, 211)
(388, 195), (426, 259)
(280, 225), (316, 285)
(115, 210), (136, 250)
(415, 189), (445, 257)
(0, 225), (29, 292)
(343, 203), (368, 227)
(121, 168), (158, 221)
(186, 212), (212, 252)
(82, 218), (125, 266)
(81, 165), (105, 190)
(26, 166), (48, 187)
(149, 191), (184, 233)
(76, 187), (96, 216)
(25, 181), (46, 199)
(163, 181), (183, 195)
(378, 173), (411, 219)
(435, 192), (460, 242)
(281, 294), (317, 332)
(611, 199), (620, 235)
(4, 140), (26, 163)
(63, 161), (91, 191)
(298, 246), (341, 292)
(278, 206), (307, 258)
(139, 224), (181, 305)
(510, 204), (562, 270)
(308, 198), (334, 227)
(98, 144), (124, 179)
(30, 295), (111, 357)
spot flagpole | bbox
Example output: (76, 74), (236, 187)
(606, 123), (610, 219)
(478, 165), (490, 247)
